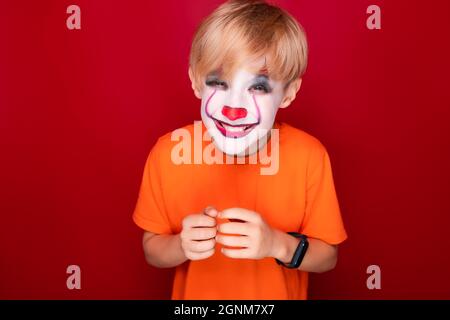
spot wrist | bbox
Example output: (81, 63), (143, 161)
(175, 233), (189, 263)
(270, 229), (300, 263)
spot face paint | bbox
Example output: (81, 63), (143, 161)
(200, 66), (285, 156)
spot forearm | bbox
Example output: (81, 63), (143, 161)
(271, 229), (338, 273)
(143, 233), (188, 268)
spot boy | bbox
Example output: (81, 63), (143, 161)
(133, 0), (347, 299)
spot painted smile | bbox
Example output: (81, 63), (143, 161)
(212, 117), (259, 138)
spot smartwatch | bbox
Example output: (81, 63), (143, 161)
(275, 232), (309, 269)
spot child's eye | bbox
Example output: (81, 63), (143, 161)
(249, 83), (271, 94)
(205, 79), (228, 90)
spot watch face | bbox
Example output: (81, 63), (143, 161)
(276, 233), (309, 269)
(291, 235), (308, 268)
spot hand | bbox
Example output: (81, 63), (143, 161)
(215, 208), (277, 260)
(180, 206), (218, 261)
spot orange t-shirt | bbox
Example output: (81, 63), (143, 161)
(132, 121), (347, 300)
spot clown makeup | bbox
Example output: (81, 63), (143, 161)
(200, 62), (286, 157)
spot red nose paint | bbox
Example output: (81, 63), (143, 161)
(221, 106), (247, 121)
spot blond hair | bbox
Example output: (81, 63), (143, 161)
(189, 0), (308, 89)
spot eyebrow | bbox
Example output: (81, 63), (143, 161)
(253, 74), (270, 83)
(206, 69), (222, 78)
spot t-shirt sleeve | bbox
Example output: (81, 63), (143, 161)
(300, 143), (348, 245)
(132, 140), (173, 235)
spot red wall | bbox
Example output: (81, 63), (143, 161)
(1, 0), (449, 299)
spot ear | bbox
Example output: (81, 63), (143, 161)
(188, 66), (202, 99)
(279, 78), (302, 109)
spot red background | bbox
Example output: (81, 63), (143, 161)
(1, 0), (449, 299)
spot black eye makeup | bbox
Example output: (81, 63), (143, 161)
(249, 75), (273, 94)
(204, 73), (273, 93)
(205, 75), (229, 90)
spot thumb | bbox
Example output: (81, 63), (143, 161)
(204, 206), (218, 218)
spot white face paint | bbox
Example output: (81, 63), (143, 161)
(200, 66), (286, 156)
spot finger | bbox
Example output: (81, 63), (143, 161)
(216, 235), (250, 247)
(186, 248), (215, 260)
(204, 206), (219, 218)
(184, 214), (216, 228)
(221, 247), (251, 259)
(190, 227), (217, 240)
(218, 222), (251, 236)
(189, 238), (216, 252)
(220, 208), (260, 223)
